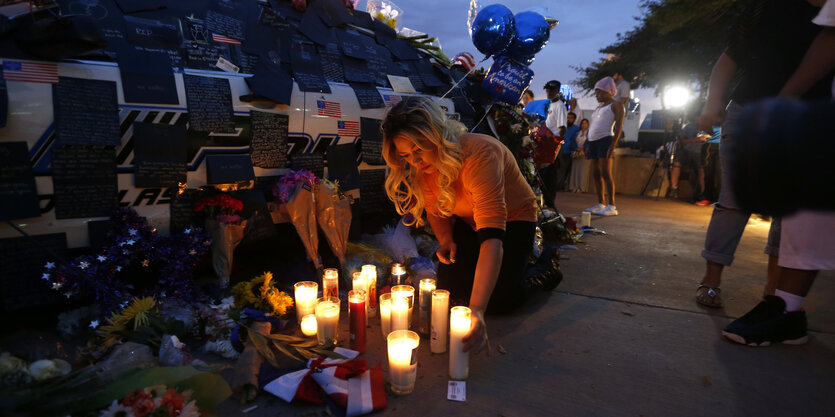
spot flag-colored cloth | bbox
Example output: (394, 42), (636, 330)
(263, 348), (386, 417)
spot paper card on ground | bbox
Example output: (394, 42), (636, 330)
(447, 381), (466, 402)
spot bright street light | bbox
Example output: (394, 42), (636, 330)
(664, 86), (691, 109)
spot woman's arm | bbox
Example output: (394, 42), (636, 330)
(463, 238), (503, 353)
(779, 27), (835, 97)
(698, 51), (738, 131)
(427, 213), (456, 264)
(610, 101), (625, 157)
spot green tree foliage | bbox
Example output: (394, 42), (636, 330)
(574, 0), (753, 97)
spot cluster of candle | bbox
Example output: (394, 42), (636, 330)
(291, 264), (472, 395)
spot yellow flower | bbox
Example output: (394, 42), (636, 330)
(97, 296), (157, 349)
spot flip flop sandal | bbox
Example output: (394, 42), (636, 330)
(696, 284), (722, 308)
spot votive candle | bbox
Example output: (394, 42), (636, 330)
(449, 306), (471, 380)
(315, 296), (340, 346)
(352, 271), (368, 326)
(322, 268), (339, 299)
(391, 293), (410, 332)
(390, 263), (408, 286)
(300, 314), (317, 337)
(380, 293), (392, 339)
(349, 289), (367, 353)
(294, 281), (318, 323)
(361, 264), (378, 318)
(430, 289), (449, 353)
(387, 330), (419, 395)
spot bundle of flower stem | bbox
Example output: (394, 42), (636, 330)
(398, 33), (450, 66)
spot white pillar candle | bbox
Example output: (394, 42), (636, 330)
(418, 279), (436, 336)
(379, 293), (392, 339)
(361, 264), (378, 318)
(391, 285), (415, 328)
(387, 330), (419, 395)
(352, 271), (368, 326)
(390, 293), (409, 332)
(315, 297), (340, 346)
(449, 306), (471, 380)
(430, 289), (449, 353)
(294, 281), (318, 323)
(322, 268), (339, 299)
(300, 314), (317, 337)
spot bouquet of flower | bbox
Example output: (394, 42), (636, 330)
(195, 193), (247, 286)
(367, 0), (401, 30)
(231, 272), (294, 318)
(489, 102), (539, 191)
(315, 179), (352, 266)
(98, 385), (202, 417)
(273, 170), (322, 269)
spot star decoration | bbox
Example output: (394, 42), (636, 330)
(122, 249), (129, 255)
(128, 228), (138, 236)
(120, 301), (128, 308)
(97, 255), (107, 262)
(90, 320), (99, 329)
(118, 241), (126, 247)
(184, 228), (192, 234)
(42, 273), (51, 280)
(64, 291), (73, 298)
(52, 282), (63, 290)
(189, 249), (197, 255)
(116, 266), (122, 272)
(79, 261), (90, 270)
(141, 259), (150, 267)
(126, 239), (135, 246)
(45, 261), (55, 269)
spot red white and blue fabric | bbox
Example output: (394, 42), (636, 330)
(212, 33), (242, 45)
(317, 99), (342, 118)
(263, 348), (386, 417)
(451, 52), (476, 72)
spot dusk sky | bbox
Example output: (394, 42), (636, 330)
(365, 0), (662, 118)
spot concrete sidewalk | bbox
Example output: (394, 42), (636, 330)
(224, 193), (835, 417)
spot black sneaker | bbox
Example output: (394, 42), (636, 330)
(722, 295), (808, 347)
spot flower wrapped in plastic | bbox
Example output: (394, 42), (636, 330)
(273, 170), (322, 269)
(315, 179), (352, 266)
(98, 385), (202, 417)
(195, 193), (247, 287)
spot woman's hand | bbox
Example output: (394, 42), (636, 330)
(436, 241), (457, 264)
(462, 308), (489, 354)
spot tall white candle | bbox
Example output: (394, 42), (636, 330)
(322, 268), (339, 299)
(391, 285), (414, 328)
(352, 272), (368, 326)
(387, 330), (419, 395)
(315, 297), (340, 346)
(430, 290), (449, 353)
(361, 264), (378, 318)
(294, 281), (318, 323)
(390, 294), (409, 332)
(449, 306), (471, 380)
(379, 293), (392, 339)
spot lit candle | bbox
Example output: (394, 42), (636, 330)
(391, 285), (415, 328)
(352, 272), (368, 326)
(430, 289), (449, 353)
(294, 281), (318, 323)
(390, 293), (409, 332)
(322, 268), (339, 299)
(417, 278), (436, 336)
(379, 293), (392, 339)
(348, 289), (367, 353)
(361, 264), (378, 318)
(300, 314), (317, 337)
(315, 297), (340, 346)
(387, 330), (419, 395)
(449, 306), (471, 380)
(390, 263), (408, 286)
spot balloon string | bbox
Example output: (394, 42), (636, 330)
(470, 104), (493, 133)
(440, 56), (489, 99)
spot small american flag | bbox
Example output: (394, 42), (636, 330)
(383, 94), (402, 106)
(337, 120), (360, 137)
(212, 33), (242, 45)
(317, 99), (341, 118)
(2, 61), (58, 84)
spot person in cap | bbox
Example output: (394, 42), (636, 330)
(583, 76), (624, 216)
(668, 123), (711, 205)
(544, 80), (567, 136)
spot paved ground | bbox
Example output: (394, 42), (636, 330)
(221, 192), (835, 417)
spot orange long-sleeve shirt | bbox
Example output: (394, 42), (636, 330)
(423, 133), (537, 232)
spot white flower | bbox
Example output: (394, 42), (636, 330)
(99, 399), (135, 417)
(179, 400), (200, 417)
(28, 359), (70, 381)
(511, 123), (523, 133)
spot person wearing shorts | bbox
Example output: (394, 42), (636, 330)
(583, 77), (624, 217)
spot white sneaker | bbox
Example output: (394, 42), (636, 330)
(584, 203), (605, 213)
(595, 205), (618, 216)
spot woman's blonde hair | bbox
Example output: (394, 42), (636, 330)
(381, 97), (466, 226)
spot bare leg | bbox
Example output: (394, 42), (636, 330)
(671, 163), (681, 188)
(592, 160), (604, 204)
(600, 157), (616, 206)
(702, 260), (723, 288)
(776, 267), (818, 297)
(698, 168), (706, 196)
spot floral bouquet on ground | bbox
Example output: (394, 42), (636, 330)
(231, 272), (294, 320)
(315, 179), (352, 266)
(195, 193), (247, 287)
(273, 170), (322, 270)
(98, 385), (202, 417)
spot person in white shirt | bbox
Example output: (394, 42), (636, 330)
(583, 77), (624, 216)
(612, 71), (631, 110)
(544, 80), (567, 135)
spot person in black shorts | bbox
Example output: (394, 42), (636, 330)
(668, 123), (710, 205)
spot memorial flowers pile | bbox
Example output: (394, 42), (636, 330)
(98, 385), (202, 417)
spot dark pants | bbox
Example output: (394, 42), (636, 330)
(554, 153), (573, 192)
(437, 218), (536, 314)
(540, 164), (557, 208)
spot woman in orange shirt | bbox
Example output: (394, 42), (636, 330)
(382, 97), (546, 354)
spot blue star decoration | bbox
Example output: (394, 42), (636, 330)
(184, 228), (192, 234)
(45, 261), (55, 269)
(79, 261), (90, 270)
(52, 282), (63, 290)
(97, 255), (107, 262)
(42, 273), (51, 280)
(90, 320), (99, 329)
(128, 228), (138, 236)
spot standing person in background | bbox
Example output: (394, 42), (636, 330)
(568, 97), (584, 124)
(554, 112), (580, 192)
(544, 80), (567, 136)
(668, 123), (711, 205)
(584, 77), (624, 217)
(569, 118), (590, 193)
(693, 0), (829, 309)
(612, 71), (631, 110)
(520, 90), (535, 107)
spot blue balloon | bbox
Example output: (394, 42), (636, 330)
(470, 4), (516, 57)
(508, 11), (550, 58)
(481, 55), (534, 105)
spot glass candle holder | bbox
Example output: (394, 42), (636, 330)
(390, 263), (409, 286)
(387, 330), (419, 395)
(294, 281), (318, 323)
(390, 293), (410, 332)
(322, 268), (339, 299)
(417, 278), (436, 337)
(361, 264), (378, 318)
(449, 306), (471, 380)
(315, 296), (340, 346)
(430, 290), (449, 353)
(390, 285), (415, 328)
(348, 289), (367, 353)
(300, 314), (317, 337)
(352, 271), (368, 326)
(379, 293), (392, 340)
